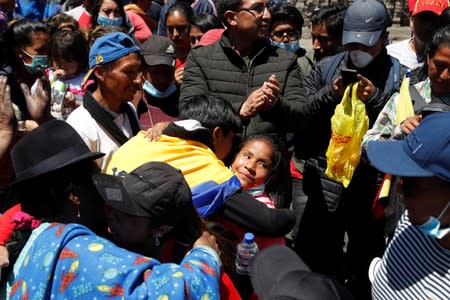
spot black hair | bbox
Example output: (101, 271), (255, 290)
(189, 13), (223, 33)
(49, 30), (89, 73)
(269, 3), (304, 33)
(5, 19), (48, 68)
(178, 95), (241, 135)
(216, 0), (242, 27)
(428, 25), (450, 58)
(46, 13), (79, 36)
(91, 0), (128, 29)
(87, 25), (127, 47)
(165, 1), (194, 25)
(439, 7), (450, 29)
(310, 4), (347, 44)
(412, 25), (450, 86)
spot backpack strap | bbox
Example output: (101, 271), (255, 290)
(386, 57), (401, 93)
(320, 52), (346, 85)
(410, 85), (427, 114)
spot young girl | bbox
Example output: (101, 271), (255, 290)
(231, 135), (286, 249)
(47, 29), (89, 119)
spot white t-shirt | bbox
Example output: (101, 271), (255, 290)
(66, 104), (135, 172)
(387, 38), (423, 70)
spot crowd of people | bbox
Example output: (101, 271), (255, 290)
(0, 0), (449, 299)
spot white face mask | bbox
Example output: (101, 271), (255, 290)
(349, 50), (374, 69)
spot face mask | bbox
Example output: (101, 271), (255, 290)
(143, 80), (177, 99)
(416, 201), (450, 239)
(22, 50), (48, 74)
(97, 14), (123, 27)
(271, 40), (300, 53)
(246, 183), (265, 197)
(349, 50), (374, 69)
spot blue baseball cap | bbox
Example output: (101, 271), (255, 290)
(367, 112), (450, 182)
(342, 0), (390, 47)
(83, 32), (140, 86)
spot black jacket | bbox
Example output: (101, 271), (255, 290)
(180, 32), (333, 138)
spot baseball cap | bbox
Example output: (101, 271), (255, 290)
(82, 32), (140, 85)
(140, 35), (176, 67)
(93, 162), (192, 226)
(342, 0), (390, 47)
(251, 245), (356, 300)
(367, 112), (450, 182)
(411, 0), (448, 16)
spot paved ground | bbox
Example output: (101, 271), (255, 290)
(300, 25), (412, 51)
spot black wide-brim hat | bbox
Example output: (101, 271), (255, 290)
(11, 120), (104, 185)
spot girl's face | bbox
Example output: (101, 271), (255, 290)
(52, 58), (80, 78)
(166, 10), (191, 53)
(19, 31), (49, 65)
(99, 0), (120, 18)
(189, 25), (203, 48)
(231, 139), (274, 189)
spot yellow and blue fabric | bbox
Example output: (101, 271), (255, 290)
(106, 131), (242, 217)
(8, 222), (221, 299)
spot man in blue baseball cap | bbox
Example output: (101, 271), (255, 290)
(367, 112), (450, 299)
(67, 32), (142, 172)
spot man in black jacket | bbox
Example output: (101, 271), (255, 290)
(294, 0), (402, 299)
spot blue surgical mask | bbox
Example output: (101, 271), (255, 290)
(97, 14), (123, 27)
(22, 50), (48, 74)
(143, 80), (177, 99)
(270, 40), (300, 53)
(246, 183), (266, 197)
(349, 50), (374, 69)
(416, 201), (450, 239)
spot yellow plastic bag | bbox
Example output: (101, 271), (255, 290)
(325, 83), (369, 188)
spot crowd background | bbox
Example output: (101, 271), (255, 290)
(0, 0), (449, 299)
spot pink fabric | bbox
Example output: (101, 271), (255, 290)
(126, 11), (152, 43)
(12, 211), (41, 231)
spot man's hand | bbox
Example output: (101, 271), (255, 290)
(0, 246), (9, 268)
(356, 74), (376, 102)
(144, 121), (171, 141)
(21, 75), (52, 124)
(261, 74), (280, 111)
(0, 75), (14, 132)
(332, 76), (346, 97)
(240, 88), (267, 118)
(194, 231), (220, 255)
(401, 115), (422, 135)
(175, 67), (184, 85)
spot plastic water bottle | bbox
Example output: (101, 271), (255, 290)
(235, 232), (259, 275)
(51, 79), (66, 105)
(51, 79), (66, 119)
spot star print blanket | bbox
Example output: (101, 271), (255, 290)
(7, 222), (221, 299)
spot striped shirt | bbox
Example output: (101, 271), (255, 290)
(372, 213), (450, 299)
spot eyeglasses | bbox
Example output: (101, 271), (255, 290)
(236, 4), (269, 18)
(271, 30), (300, 41)
(167, 25), (189, 35)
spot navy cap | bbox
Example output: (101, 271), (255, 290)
(342, 0), (390, 47)
(367, 112), (450, 182)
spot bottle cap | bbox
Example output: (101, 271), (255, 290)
(244, 232), (255, 243)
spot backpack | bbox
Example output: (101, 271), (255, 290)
(320, 51), (401, 94)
